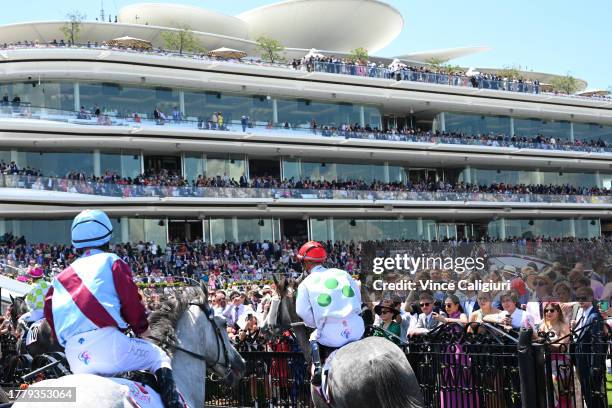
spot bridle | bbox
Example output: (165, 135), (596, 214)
(148, 301), (234, 382)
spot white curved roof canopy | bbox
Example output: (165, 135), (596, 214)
(118, 3), (250, 39)
(396, 46), (492, 63)
(237, 0), (404, 53)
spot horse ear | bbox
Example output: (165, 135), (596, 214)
(9, 294), (14, 303)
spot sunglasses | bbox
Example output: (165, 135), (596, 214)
(533, 281), (547, 287)
(544, 309), (556, 314)
(477, 298), (489, 302)
(444, 303), (454, 308)
(575, 296), (589, 301)
(380, 310), (393, 315)
(419, 302), (431, 307)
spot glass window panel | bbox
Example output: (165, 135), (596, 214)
(310, 219), (330, 242)
(205, 154), (245, 181)
(573, 123), (612, 143)
(184, 153), (204, 184)
(0, 82), (73, 111)
(363, 105), (382, 130)
(487, 218), (597, 239)
(277, 99), (363, 129)
(514, 118), (571, 140)
(282, 158), (301, 181)
(1, 218), (120, 246)
(444, 112), (511, 135)
(100, 150), (141, 179)
(79, 83), (179, 118)
(23, 151), (93, 178)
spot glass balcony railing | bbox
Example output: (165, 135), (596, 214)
(1, 104), (610, 154)
(4, 42), (612, 103)
(3, 174), (612, 205)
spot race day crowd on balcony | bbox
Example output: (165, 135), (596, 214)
(0, 229), (610, 405)
(3, 39), (612, 105)
(2, 161), (612, 202)
(2, 91), (611, 154)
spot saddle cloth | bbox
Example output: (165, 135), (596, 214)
(109, 377), (164, 408)
(25, 319), (46, 346)
(312, 349), (339, 404)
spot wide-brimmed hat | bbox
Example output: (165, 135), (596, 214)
(374, 299), (400, 317)
(527, 267), (559, 290)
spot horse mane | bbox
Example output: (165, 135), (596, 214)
(146, 285), (206, 356)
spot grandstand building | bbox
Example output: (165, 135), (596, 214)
(0, 0), (611, 247)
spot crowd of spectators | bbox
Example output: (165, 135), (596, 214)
(0, 234), (610, 401)
(4, 163), (612, 204)
(2, 40), (611, 104)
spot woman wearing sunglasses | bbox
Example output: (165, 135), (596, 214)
(373, 299), (401, 345)
(537, 302), (571, 408)
(433, 295), (468, 325)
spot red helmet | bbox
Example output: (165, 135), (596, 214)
(297, 241), (327, 263)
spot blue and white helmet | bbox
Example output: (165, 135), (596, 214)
(71, 209), (113, 249)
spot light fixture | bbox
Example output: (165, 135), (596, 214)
(590, 220), (596, 226)
(349, 219), (356, 227)
(158, 220), (165, 227)
(258, 219), (265, 227)
(528, 220), (534, 226)
(321, 162), (326, 167)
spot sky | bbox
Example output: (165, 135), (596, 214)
(1, 0), (610, 90)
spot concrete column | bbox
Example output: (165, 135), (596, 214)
(0, 219), (6, 237)
(10, 150), (19, 166)
(272, 99), (278, 124)
(509, 117), (515, 137)
(74, 82), (80, 112)
(569, 219), (576, 238)
(595, 171), (602, 188)
(417, 217), (423, 239)
(439, 112), (446, 132)
(534, 169), (543, 185)
(383, 161), (390, 183)
(464, 166), (472, 184)
(231, 217), (238, 243)
(570, 122), (575, 142)
(359, 105), (365, 127)
(178, 91), (185, 116)
(328, 219), (335, 243)
(93, 149), (101, 177)
(499, 218), (507, 240)
(121, 217), (129, 243)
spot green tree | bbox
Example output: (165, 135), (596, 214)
(348, 47), (369, 64)
(59, 11), (85, 45)
(161, 26), (203, 54)
(549, 74), (581, 95)
(426, 57), (449, 73)
(255, 36), (285, 63)
(497, 65), (524, 80)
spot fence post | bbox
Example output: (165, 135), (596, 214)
(532, 343), (549, 408)
(517, 329), (538, 408)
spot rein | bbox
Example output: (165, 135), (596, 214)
(147, 301), (233, 382)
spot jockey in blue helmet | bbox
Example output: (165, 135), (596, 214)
(44, 209), (185, 407)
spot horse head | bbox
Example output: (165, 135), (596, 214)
(262, 273), (312, 362)
(10, 295), (28, 326)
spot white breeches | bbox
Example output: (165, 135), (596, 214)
(310, 314), (365, 348)
(65, 327), (171, 375)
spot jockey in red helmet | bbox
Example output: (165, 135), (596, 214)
(295, 241), (364, 386)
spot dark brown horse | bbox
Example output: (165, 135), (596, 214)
(266, 275), (425, 408)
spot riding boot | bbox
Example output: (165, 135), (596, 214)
(310, 340), (323, 387)
(154, 367), (184, 408)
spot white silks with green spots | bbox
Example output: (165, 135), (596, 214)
(296, 265), (364, 347)
(25, 279), (51, 317)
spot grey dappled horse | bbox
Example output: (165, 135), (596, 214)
(13, 285), (245, 408)
(265, 275), (424, 408)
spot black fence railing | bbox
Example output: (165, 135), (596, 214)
(205, 324), (611, 407)
(206, 351), (312, 408)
